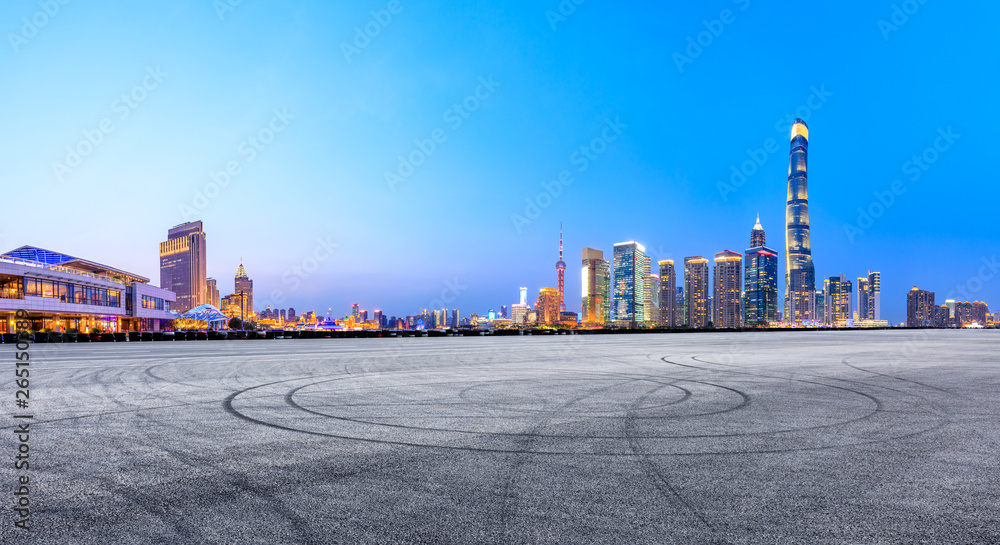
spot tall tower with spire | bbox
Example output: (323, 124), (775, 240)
(235, 260), (254, 320)
(751, 214), (766, 247)
(556, 223), (566, 312)
(745, 216), (778, 327)
(784, 119), (816, 324)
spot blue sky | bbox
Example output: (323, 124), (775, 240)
(2, 1), (998, 324)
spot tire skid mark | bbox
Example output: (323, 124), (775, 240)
(625, 381), (715, 531)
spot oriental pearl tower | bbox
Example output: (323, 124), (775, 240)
(556, 223), (566, 312)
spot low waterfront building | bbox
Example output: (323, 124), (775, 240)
(1, 246), (175, 333)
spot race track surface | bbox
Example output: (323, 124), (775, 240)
(2, 330), (998, 544)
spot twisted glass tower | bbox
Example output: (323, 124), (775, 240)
(784, 119), (816, 324)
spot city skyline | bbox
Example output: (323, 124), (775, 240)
(1, 3), (997, 324)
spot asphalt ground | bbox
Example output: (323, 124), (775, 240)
(1, 330), (998, 544)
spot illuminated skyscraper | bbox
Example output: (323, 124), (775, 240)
(581, 248), (611, 324)
(234, 261), (253, 319)
(823, 274), (853, 325)
(206, 277), (220, 309)
(159, 221), (207, 313)
(642, 256), (657, 324)
(538, 288), (560, 325)
(713, 251), (742, 328)
(750, 214), (766, 247)
(857, 276), (870, 321)
(674, 286), (684, 325)
(684, 256), (709, 328)
(744, 217), (778, 327)
(784, 119), (816, 324)
(658, 260), (676, 327)
(647, 273), (660, 324)
(351, 304), (359, 320)
(612, 242), (645, 325)
(907, 287), (935, 327)
(864, 271), (881, 320)
(556, 224), (566, 312)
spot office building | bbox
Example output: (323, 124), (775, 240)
(713, 251), (742, 328)
(647, 273), (660, 324)
(642, 256), (656, 324)
(750, 215), (766, 247)
(221, 292), (250, 320)
(684, 256), (709, 328)
(159, 221), (207, 313)
(234, 261), (253, 319)
(857, 276), (870, 321)
(511, 304), (528, 325)
(613, 242), (645, 325)
(538, 288), (560, 325)
(860, 271), (881, 320)
(743, 216), (778, 327)
(582, 248), (611, 325)
(206, 278), (220, 309)
(658, 260), (676, 327)
(675, 286), (684, 326)
(933, 304), (950, 328)
(1, 246), (175, 333)
(451, 308), (460, 328)
(906, 287), (935, 327)
(824, 274), (853, 325)
(784, 120), (816, 324)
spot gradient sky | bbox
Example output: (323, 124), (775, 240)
(2, 1), (998, 324)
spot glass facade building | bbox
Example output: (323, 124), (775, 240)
(784, 120), (816, 324)
(743, 249), (778, 328)
(581, 248), (611, 324)
(612, 242), (645, 325)
(743, 217), (778, 327)
(859, 270), (881, 321)
(823, 274), (854, 325)
(1, 245), (175, 333)
(159, 221), (207, 314)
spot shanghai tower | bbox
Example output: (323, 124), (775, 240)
(784, 119), (816, 324)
